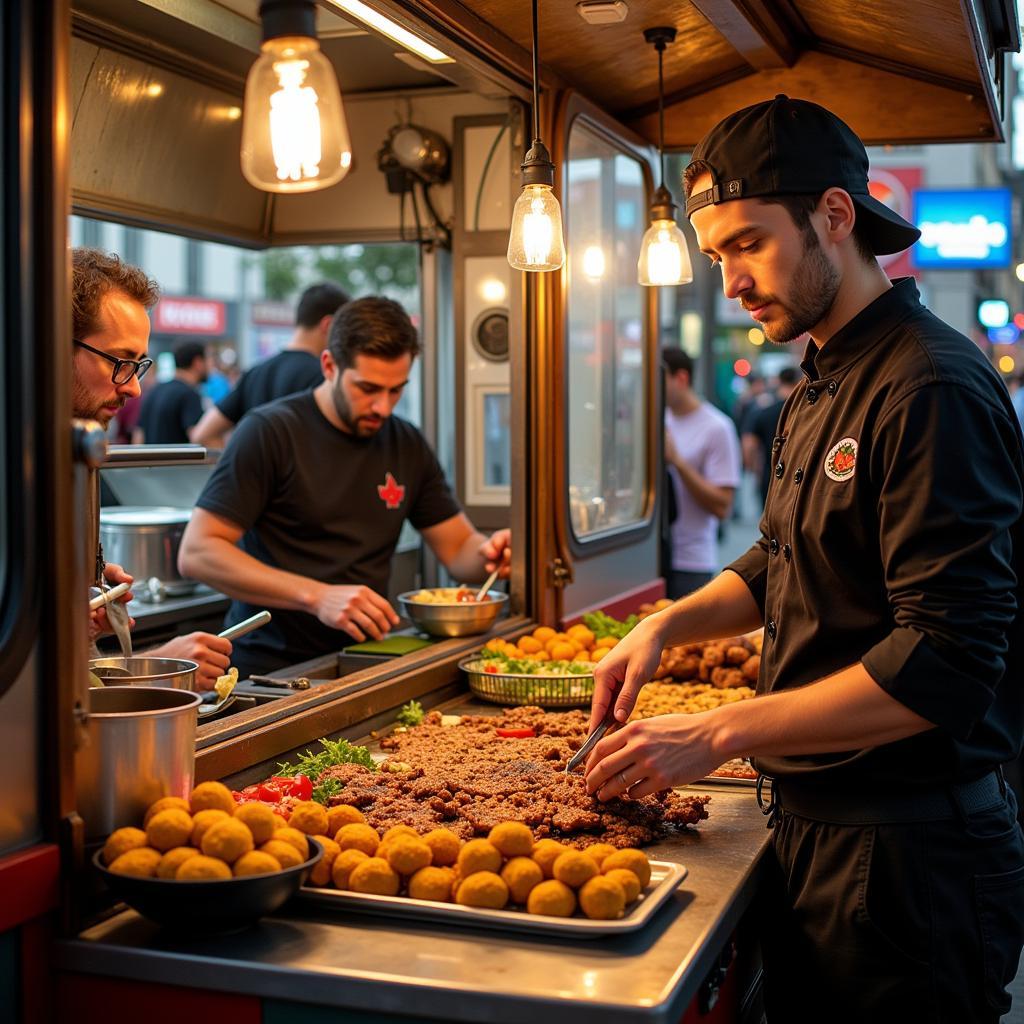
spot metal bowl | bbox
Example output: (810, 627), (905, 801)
(90, 656), (199, 690)
(93, 837), (322, 933)
(397, 590), (508, 638)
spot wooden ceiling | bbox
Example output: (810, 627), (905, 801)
(404, 0), (1019, 146)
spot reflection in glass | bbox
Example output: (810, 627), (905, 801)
(566, 128), (649, 538)
(483, 392), (511, 487)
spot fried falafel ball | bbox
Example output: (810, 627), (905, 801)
(288, 800), (329, 837)
(331, 848), (370, 889)
(501, 856), (544, 904)
(271, 827), (310, 860)
(531, 839), (568, 879)
(553, 850), (599, 889)
(422, 828), (461, 867)
(145, 808), (194, 852)
(108, 847), (162, 878)
(143, 796), (191, 827)
(526, 879), (576, 917)
(385, 836), (433, 876)
(233, 802), (277, 846)
(271, 812), (289, 831)
(457, 838), (502, 877)
(191, 808), (232, 847)
(326, 804), (366, 836)
(334, 823), (380, 857)
(408, 866), (455, 902)
(102, 827), (148, 866)
(177, 855), (232, 880)
(200, 818), (254, 864)
(188, 780), (236, 816)
(487, 821), (534, 858)
(348, 857), (401, 896)
(604, 867), (642, 904)
(601, 848), (651, 888)
(157, 846), (202, 879)
(455, 871), (509, 910)
(583, 843), (617, 870)
(233, 851), (283, 877)
(260, 839), (303, 869)
(579, 875), (626, 920)
(309, 836), (341, 887)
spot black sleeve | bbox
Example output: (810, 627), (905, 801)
(194, 411), (281, 531)
(408, 437), (462, 531)
(215, 372), (249, 424)
(861, 383), (1023, 738)
(726, 533), (770, 617)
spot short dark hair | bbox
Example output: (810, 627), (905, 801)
(662, 347), (693, 378)
(296, 282), (350, 328)
(72, 247), (160, 340)
(778, 366), (799, 386)
(173, 339), (206, 370)
(328, 296), (420, 369)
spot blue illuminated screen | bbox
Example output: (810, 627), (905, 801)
(912, 188), (1012, 269)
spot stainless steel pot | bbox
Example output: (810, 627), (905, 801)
(76, 686), (201, 839)
(90, 656), (199, 690)
(98, 506), (195, 601)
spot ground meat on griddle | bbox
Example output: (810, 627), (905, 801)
(320, 707), (710, 848)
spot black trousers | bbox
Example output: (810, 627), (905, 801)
(756, 793), (1024, 1023)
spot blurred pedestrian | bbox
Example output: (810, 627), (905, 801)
(743, 366), (800, 505)
(134, 339), (209, 444)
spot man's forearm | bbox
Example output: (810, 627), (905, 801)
(658, 569), (763, 646)
(712, 662), (934, 762)
(443, 531), (490, 582)
(670, 456), (732, 518)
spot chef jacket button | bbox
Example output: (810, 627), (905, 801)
(827, 380), (838, 396)
(783, 544), (792, 561)
(767, 619), (777, 640)
(774, 461), (785, 479)
(806, 388), (819, 404)
(769, 538), (780, 556)
(793, 467), (804, 483)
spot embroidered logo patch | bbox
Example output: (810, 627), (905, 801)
(377, 472), (406, 509)
(824, 437), (858, 482)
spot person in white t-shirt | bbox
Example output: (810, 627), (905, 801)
(662, 348), (741, 599)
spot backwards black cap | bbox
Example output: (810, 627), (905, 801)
(684, 95), (920, 256)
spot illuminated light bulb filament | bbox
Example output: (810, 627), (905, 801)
(269, 59), (322, 182)
(522, 197), (555, 266)
(647, 228), (683, 285)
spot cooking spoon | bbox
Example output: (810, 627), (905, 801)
(474, 567), (501, 603)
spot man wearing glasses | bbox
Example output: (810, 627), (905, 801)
(72, 246), (232, 685)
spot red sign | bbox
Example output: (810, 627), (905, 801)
(867, 167), (923, 280)
(153, 297), (226, 335)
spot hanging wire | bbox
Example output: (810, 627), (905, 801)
(531, 0), (541, 142)
(657, 41), (666, 189)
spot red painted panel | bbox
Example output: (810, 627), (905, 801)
(21, 919), (53, 1024)
(563, 578), (667, 627)
(57, 974), (261, 1024)
(0, 844), (59, 932)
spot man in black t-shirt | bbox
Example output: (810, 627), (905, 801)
(192, 282), (350, 448)
(743, 365), (798, 505)
(179, 296), (511, 678)
(134, 339), (208, 444)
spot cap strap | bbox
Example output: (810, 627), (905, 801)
(685, 179), (744, 217)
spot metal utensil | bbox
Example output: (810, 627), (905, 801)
(103, 585), (133, 659)
(474, 567), (501, 604)
(248, 674), (312, 691)
(218, 610), (272, 642)
(564, 714), (616, 775)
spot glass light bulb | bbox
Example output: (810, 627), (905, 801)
(507, 183), (566, 272)
(637, 218), (693, 286)
(240, 37), (352, 193)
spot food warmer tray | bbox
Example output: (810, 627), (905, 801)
(298, 861), (687, 938)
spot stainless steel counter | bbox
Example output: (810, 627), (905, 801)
(58, 788), (769, 1022)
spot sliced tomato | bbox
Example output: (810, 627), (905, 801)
(269, 773), (314, 801)
(256, 782), (283, 803)
(483, 665), (499, 674)
(495, 727), (536, 738)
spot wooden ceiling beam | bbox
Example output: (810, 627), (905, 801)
(689, 0), (801, 69)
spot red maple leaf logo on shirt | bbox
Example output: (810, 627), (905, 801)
(378, 472), (405, 510)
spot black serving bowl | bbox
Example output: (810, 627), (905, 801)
(93, 837), (322, 932)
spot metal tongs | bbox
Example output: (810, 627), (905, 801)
(565, 711), (616, 775)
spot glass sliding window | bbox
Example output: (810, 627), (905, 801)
(566, 123), (649, 539)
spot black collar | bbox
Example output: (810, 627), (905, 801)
(800, 277), (923, 382)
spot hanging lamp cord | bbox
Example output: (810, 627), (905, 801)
(657, 40), (666, 189)
(532, 0), (541, 143)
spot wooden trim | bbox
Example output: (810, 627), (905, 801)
(563, 579), (666, 627)
(0, 845), (60, 932)
(958, 0), (1006, 141)
(622, 66), (755, 124)
(689, 0), (799, 69)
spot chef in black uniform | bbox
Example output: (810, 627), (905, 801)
(585, 97), (1024, 1022)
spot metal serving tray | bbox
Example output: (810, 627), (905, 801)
(459, 656), (595, 708)
(701, 774), (758, 788)
(299, 860), (687, 938)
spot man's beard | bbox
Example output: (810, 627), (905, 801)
(331, 378), (383, 438)
(72, 380), (123, 425)
(745, 230), (840, 345)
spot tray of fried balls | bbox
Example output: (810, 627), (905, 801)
(93, 781), (323, 932)
(298, 805), (687, 937)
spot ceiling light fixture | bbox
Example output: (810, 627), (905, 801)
(507, 0), (565, 272)
(637, 27), (692, 287)
(241, 0), (352, 193)
(327, 0), (453, 63)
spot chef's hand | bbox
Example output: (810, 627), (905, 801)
(314, 585), (400, 642)
(584, 712), (720, 801)
(480, 528), (512, 579)
(588, 611), (669, 732)
(89, 563), (136, 640)
(147, 633), (233, 687)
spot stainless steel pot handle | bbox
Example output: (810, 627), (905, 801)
(218, 610), (272, 642)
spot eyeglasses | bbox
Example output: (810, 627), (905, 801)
(73, 339), (153, 385)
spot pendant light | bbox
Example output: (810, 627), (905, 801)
(241, 0), (353, 193)
(637, 27), (693, 287)
(507, 0), (565, 272)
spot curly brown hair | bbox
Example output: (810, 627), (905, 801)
(71, 247), (160, 339)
